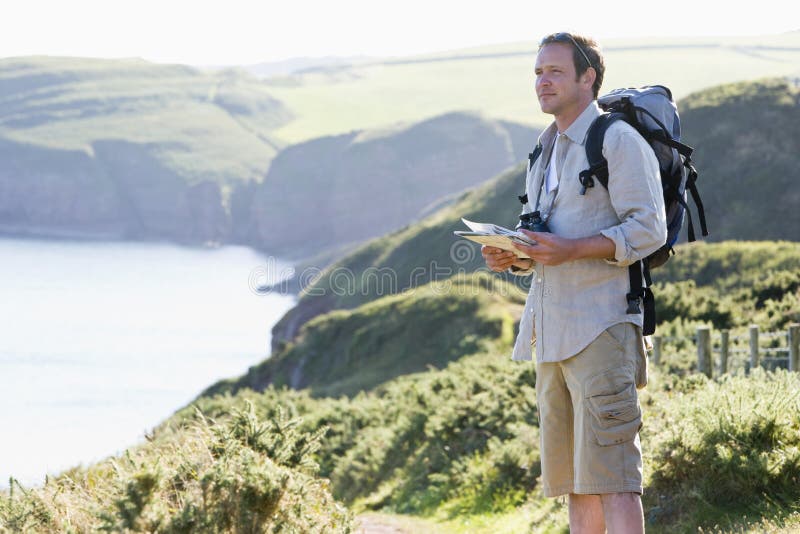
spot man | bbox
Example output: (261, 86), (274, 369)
(482, 33), (667, 533)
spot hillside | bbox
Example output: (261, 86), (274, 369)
(6, 263), (799, 532)
(221, 241), (800, 399)
(265, 32), (800, 143)
(3, 34), (799, 247)
(244, 113), (536, 258)
(0, 55), (536, 246)
(207, 273), (524, 398)
(0, 57), (287, 242)
(0, 56), (288, 182)
(680, 78), (800, 241)
(270, 77), (800, 346)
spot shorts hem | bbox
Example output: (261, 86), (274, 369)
(542, 485), (574, 498)
(542, 482), (642, 498)
(573, 482), (643, 495)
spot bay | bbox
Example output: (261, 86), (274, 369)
(0, 238), (296, 488)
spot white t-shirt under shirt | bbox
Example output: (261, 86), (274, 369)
(545, 133), (564, 194)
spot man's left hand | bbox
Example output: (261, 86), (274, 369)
(513, 230), (577, 266)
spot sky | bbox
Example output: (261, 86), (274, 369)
(2, 0), (799, 66)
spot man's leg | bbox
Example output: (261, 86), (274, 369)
(600, 492), (644, 534)
(568, 493), (605, 534)
(561, 324), (647, 531)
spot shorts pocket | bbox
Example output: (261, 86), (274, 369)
(599, 323), (628, 352)
(585, 367), (641, 446)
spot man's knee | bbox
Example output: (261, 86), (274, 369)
(600, 492), (644, 534)
(600, 491), (641, 506)
(569, 494), (605, 533)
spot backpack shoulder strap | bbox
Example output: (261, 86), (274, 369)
(579, 112), (626, 194)
(627, 260), (656, 335)
(519, 143), (543, 205)
(584, 111), (658, 334)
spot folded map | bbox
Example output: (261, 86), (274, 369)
(453, 218), (537, 259)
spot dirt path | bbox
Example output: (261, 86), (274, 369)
(355, 513), (435, 534)
(355, 516), (410, 534)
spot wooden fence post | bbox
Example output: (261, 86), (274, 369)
(719, 329), (729, 375)
(652, 335), (662, 366)
(749, 325), (760, 370)
(697, 326), (712, 378)
(789, 323), (800, 372)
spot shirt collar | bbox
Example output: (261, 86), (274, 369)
(561, 101), (602, 145)
(536, 101), (602, 150)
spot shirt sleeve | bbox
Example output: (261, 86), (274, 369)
(598, 123), (668, 267)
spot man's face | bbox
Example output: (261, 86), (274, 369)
(534, 43), (583, 117)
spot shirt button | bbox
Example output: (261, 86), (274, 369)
(537, 277), (543, 283)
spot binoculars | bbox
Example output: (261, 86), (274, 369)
(517, 211), (550, 233)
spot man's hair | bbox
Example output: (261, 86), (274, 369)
(539, 32), (605, 99)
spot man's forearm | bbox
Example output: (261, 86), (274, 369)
(570, 234), (616, 262)
(513, 231), (617, 267)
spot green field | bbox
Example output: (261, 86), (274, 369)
(266, 33), (800, 143)
(0, 56), (288, 185)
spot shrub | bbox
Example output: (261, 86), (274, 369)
(644, 369), (800, 531)
(0, 402), (352, 533)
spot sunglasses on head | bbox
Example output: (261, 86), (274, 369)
(543, 32), (593, 70)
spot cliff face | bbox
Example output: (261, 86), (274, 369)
(0, 137), (125, 239)
(0, 56), (285, 244)
(0, 137), (229, 243)
(246, 112), (537, 259)
(0, 110), (537, 254)
(91, 140), (230, 242)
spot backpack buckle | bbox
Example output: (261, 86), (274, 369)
(578, 169), (596, 195)
(625, 292), (642, 314)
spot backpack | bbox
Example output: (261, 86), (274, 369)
(519, 85), (708, 335)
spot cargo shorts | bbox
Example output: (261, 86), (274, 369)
(535, 322), (647, 497)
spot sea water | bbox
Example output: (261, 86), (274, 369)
(0, 238), (296, 488)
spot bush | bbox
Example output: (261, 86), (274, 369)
(644, 369), (800, 531)
(0, 402), (352, 533)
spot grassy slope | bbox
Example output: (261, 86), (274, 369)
(208, 272), (525, 398)
(229, 240), (799, 397)
(3, 34), (798, 197)
(185, 332), (800, 533)
(680, 78), (800, 241)
(0, 402), (352, 532)
(0, 56), (288, 185)
(269, 161), (527, 345)
(267, 33), (800, 143)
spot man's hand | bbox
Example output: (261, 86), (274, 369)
(481, 245), (531, 272)
(513, 231), (576, 266)
(513, 230), (616, 266)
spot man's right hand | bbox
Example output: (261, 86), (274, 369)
(481, 246), (531, 272)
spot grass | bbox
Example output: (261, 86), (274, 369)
(4, 311), (800, 532)
(0, 402), (352, 533)
(206, 272), (525, 398)
(642, 369), (800, 532)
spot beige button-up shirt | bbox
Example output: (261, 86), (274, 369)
(511, 102), (667, 363)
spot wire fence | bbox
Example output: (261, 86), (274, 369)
(651, 323), (800, 377)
